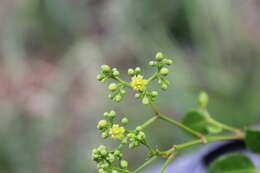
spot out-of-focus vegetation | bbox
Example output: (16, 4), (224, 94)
(0, 0), (259, 172)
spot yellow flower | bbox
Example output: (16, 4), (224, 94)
(110, 124), (125, 139)
(131, 75), (147, 91)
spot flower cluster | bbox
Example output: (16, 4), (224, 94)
(96, 52), (173, 105)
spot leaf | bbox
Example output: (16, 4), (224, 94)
(207, 153), (256, 173)
(182, 110), (222, 135)
(245, 128), (260, 153)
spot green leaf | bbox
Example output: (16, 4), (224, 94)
(245, 128), (260, 153)
(207, 153), (256, 173)
(182, 110), (222, 135)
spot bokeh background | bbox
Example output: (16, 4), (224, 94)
(0, 0), (260, 172)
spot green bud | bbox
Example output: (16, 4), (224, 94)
(198, 91), (209, 107)
(101, 65), (110, 72)
(107, 153), (115, 163)
(101, 131), (109, 139)
(121, 137), (128, 144)
(155, 52), (164, 61)
(128, 68), (135, 76)
(97, 120), (108, 129)
(129, 142), (135, 149)
(109, 110), (116, 118)
(108, 94), (113, 99)
(98, 169), (106, 173)
(164, 59), (173, 65)
(113, 70), (120, 76)
(135, 67), (141, 74)
(151, 91), (158, 97)
(148, 61), (156, 66)
(120, 160), (128, 169)
(114, 150), (121, 156)
(136, 126), (142, 131)
(160, 67), (169, 76)
(135, 93), (141, 99)
(103, 112), (109, 118)
(114, 95), (122, 102)
(161, 83), (168, 90)
(120, 89), (126, 95)
(121, 117), (128, 124)
(96, 74), (103, 81)
(142, 96), (149, 105)
(111, 170), (119, 173)
(108, 83), (117, 91)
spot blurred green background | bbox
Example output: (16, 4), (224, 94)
(0, 0), (259, 172)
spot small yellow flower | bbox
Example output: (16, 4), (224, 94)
(131, 75), (147, 91)
(110, 124), (125, 139)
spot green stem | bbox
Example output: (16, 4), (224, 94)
(112, 166), (132, 173)
(159, 152), (177, 173)
(208, 118), (241, 134)
(133, 156), (158, 173)
(147, 72), (158, 84)
(160, 134), (244, 156)
(114, 76), (131, 88)
(140, 116), (159, 130)
(158, 114), (203, 138)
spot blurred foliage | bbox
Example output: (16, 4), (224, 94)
(0, 0), (259, 172)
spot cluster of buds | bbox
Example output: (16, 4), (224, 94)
(127, 127), (146, 149)
(92, 145), (128, 173)
(149, 52), (172, 90)
(97, 65), (126, 102)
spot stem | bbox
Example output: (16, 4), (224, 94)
(140, 116), (159, 130)
(114, 76), (131, 88)
(160, 134), (244, 156)
(112, 166), (132, 173)
(133, 156), (158, 173)
(159, 152), (177, 173)
(147, 72), (158, 84)
(208, 118), (241, 134)
(158, 114), (203, 138)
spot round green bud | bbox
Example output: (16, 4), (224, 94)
(101, 131), (109, 139)
(101, 65), (110, 72)
(136, 126), (142, 131)
(135, 67), (141, 74)
(96, 74), (103, 81)
(128, 68), (135, 76)
(120, 89), (126, 95)
(160, 67), (169, 76)
(129, 142), (135, 149)
(113, 70), (120, 76)
(97, 120), (108, 129)
(155, 52), (164, 61)
(103, 112), (109, 118)
(114, 95), (122, 102)
(164, 59), (173, 65)
(121, 137), (128, 144)
(151, 91), (158, 97)
(114, 150), (121, 156)
(120, 160), (128, 168)
(109, 110), (116, 118)
(121, 117), (128, 124)
(142, 96), (149, 105)
(107, 153), (115, 163)
(161, 83), (168, 90)
(108, 94), (113, 99)
(108, 83), (117, 91)
(135, 93), (141, 99)
(98, 169), (106, 173)
(198, 91), (209, 107)
(148, 61), (156, 66)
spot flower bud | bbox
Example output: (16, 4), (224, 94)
(155, 52), (164, 61)
(136, 126), (142, 131)
(97, 120), (108, 129)
(114, 95), (122, 102)
(109, 110), (116, 118)
(101, 65), (110, 72)
(198, 91), (209, 108)
(98, 169), (106, 173)
(114, 150), (121, 156)
(113, 70), (120, 76)
(164, 59), (173, 65)
(148, 61), (156, 66)
(161, 83), (168, 90)
(103, 112), (109, 118)
(101, 131), (109, 139)
(135, 93), (141, 99)
(151, 91), (158, 97)
(108, 83), (117, 91)
(142, 96), (149, 105)
(135, 67), (141, 74)
(121, 117), (128, 124)
(120, 89), (126, 95)
(160, 67), (169, 76)
(107, 153), (115, 163)
(111, 170), (119, 173)
(128, 68), (135, 76)
(120, 160), (128, 169)
(96, 74), (103, 81)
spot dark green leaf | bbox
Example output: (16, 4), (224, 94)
(207, 153), (256, 173)
(245, 128), (260, 153)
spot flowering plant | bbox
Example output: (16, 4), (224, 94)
(92, 52), (260, 173)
